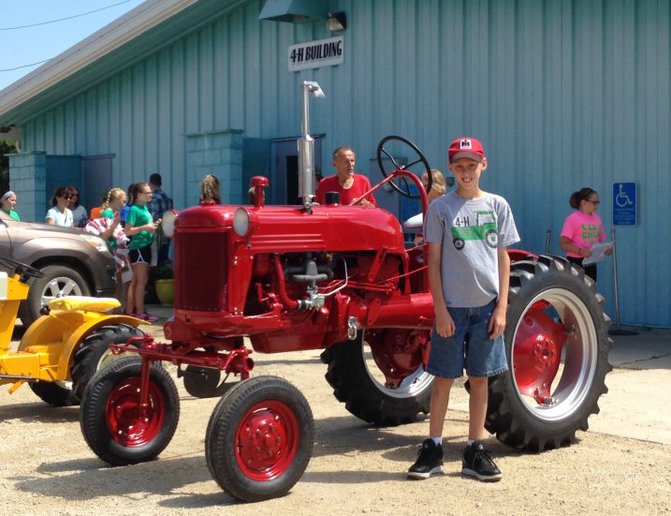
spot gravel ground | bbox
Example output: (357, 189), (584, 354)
(1, 322), (670, 515)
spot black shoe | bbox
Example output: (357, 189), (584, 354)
(407, 439), (444, 480)
(462, 441), (502, 482)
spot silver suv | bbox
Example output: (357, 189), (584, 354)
(0, 211), (117, 326)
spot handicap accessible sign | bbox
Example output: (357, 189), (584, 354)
(612, 182), (636, 225)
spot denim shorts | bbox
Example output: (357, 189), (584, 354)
(426, 299), (509, 379)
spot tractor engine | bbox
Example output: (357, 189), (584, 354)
(165, 196), (434, 354)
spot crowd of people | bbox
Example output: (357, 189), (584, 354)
(0, 175), (177, 320)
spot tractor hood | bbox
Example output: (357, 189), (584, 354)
(174, 203), (406, 254)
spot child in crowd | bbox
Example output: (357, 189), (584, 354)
(0, 191), (20, 221)
(124, 182), (160, 321)
(200, 174), (221, 205)
(422, 168), (448, 202)
(559, 187), (611, 281)
(85, 187), (132, 311)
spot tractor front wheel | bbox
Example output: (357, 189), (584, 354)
(80, 356), (179, 466)
(205, 376), (314, 502)
(487, 255), (612, 451)
(321, 329), (433, 426)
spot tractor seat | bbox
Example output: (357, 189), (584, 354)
(47, 296), (120, 313)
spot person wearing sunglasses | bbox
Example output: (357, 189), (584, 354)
(560, 187), (611, 281)
(68, 186), (89, 228)
(45, 186), (74, 227)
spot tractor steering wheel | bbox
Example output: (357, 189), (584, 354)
(376, 135), (432, 199)
(0, 256), (44, 281)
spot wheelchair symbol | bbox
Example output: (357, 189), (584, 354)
(615, 184), (633, 208)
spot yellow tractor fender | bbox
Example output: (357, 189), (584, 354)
(19, 308), (145, 382)
(58, 314), (144, 380)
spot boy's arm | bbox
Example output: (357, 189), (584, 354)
(489, 246), (511, 339)
(428, 242), (455, 337)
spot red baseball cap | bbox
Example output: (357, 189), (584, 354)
(448, 137), (485, 163)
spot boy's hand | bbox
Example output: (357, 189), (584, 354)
(435, 307), (455, 338)
(489, 304), (507, 339)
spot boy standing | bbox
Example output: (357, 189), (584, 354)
(408, 137), (520, 482)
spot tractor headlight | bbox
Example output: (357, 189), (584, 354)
(233, 208), (251, 237)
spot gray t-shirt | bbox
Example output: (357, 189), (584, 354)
(424, 191), (520, 307)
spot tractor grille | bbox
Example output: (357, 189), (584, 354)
(174, 231), (228, 311)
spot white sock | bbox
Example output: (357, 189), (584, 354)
(431, 437), (442, 446)
(467, 439), (475, 446)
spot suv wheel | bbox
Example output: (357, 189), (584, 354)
(19, 265), (91, 327)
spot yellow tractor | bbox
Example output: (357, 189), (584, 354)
(0, 257), (144, 406)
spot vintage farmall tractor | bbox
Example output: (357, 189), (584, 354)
(0, 257), (144, 406)
(80, 82), (611, 502)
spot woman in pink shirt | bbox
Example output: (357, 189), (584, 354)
(560, 187), (611, 281)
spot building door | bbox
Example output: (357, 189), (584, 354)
(45, 155), (81, 209)
(270, 137), (322, 204)
(82, 155), (114, 211)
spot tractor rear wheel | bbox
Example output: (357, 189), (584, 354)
(487, 255), (612, 451)
(71, 324), (144, 401)
(80, 356), (179, 466)
(321, 328), (433, 426)
(205, 376), (314, 502)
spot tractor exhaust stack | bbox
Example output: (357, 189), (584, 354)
(298, 81), (325, 207)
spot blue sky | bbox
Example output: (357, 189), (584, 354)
(0, 0), (145, 92)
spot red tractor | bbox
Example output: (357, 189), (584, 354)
(79, 83), (611, 502)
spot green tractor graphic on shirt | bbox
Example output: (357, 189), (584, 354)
(452, 210), (499, 250)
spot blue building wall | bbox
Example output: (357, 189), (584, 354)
(14, 0), (671, 327)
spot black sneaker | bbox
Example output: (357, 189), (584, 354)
(462, 441), (502, 482)
(407, 439), (444, 480)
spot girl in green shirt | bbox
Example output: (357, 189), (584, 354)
(125, 182), (160, 321)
